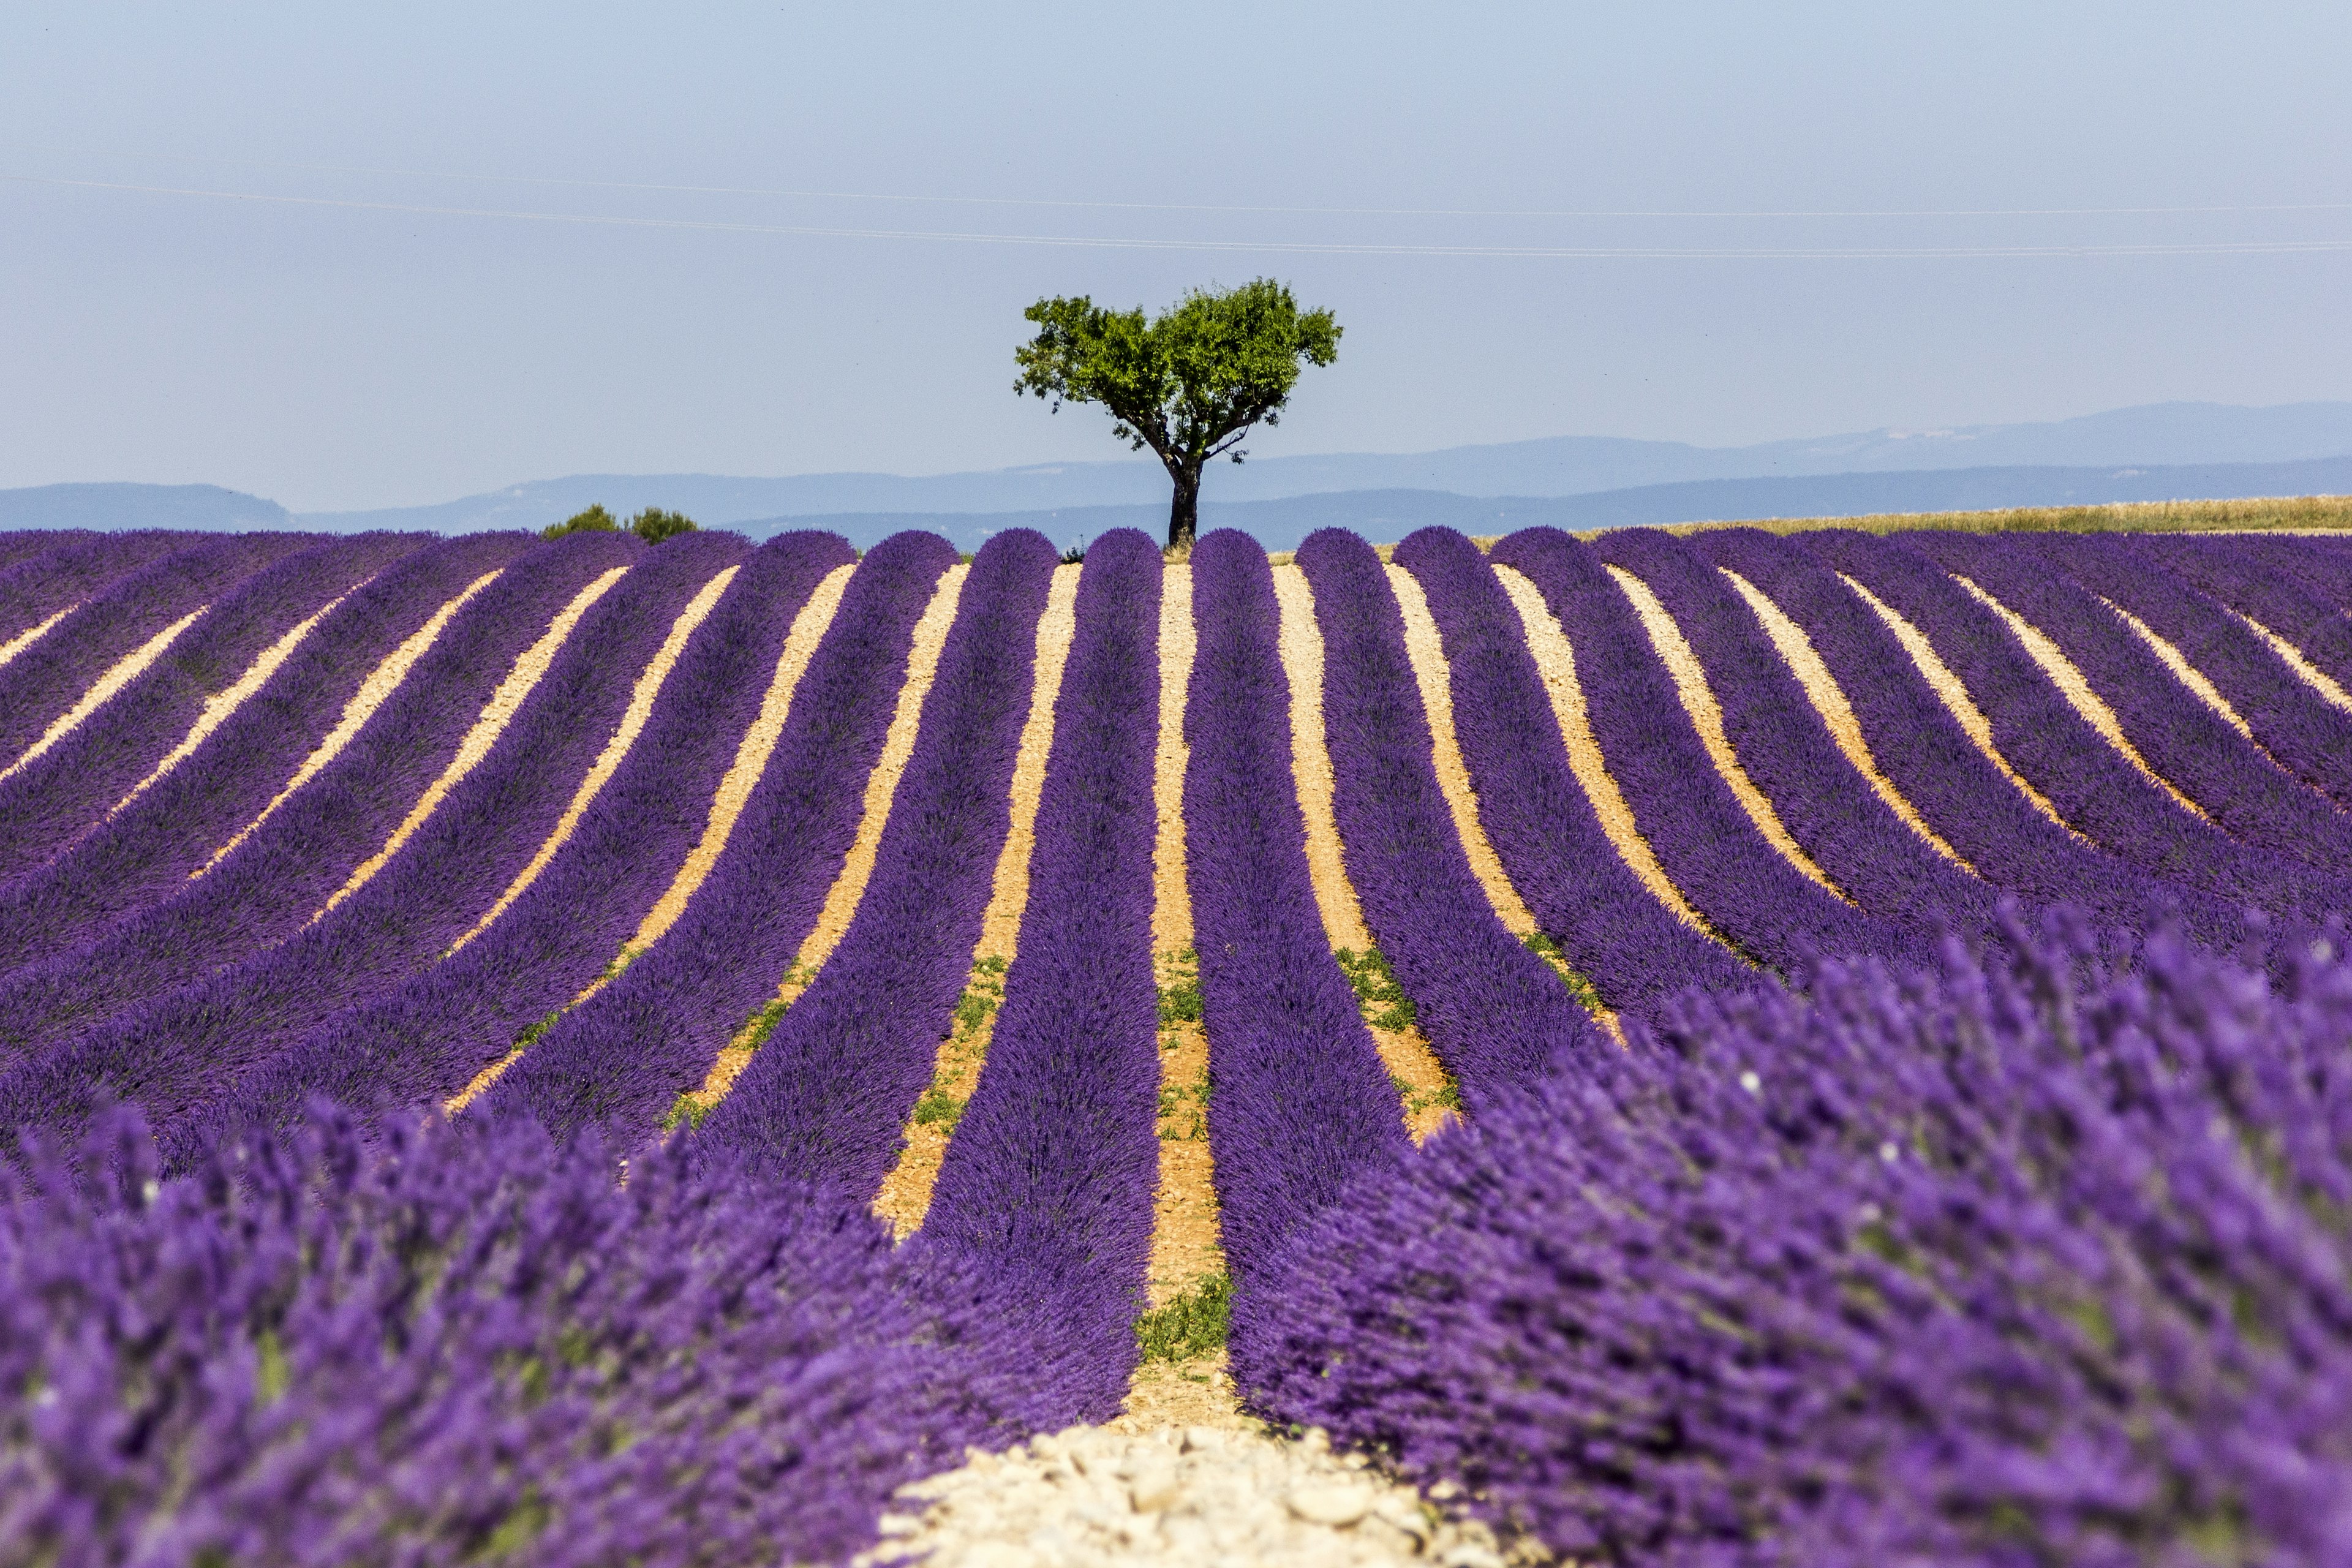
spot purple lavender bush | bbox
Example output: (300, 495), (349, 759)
(1183, 529), (1409, 1292)
(0, 532), (187, 645)
(0, 533), (538, 973)
(916, 527), (1163, 1428)
(1390, 526), (1757, 1013)
(0, 1102), (1020, 1566)
(0, 532), (314, 771)
(0, 533), (425, 886)
(1248, 910), (2352, 1565)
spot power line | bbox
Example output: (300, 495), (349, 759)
(8, 173), (2351, 258)
(18, 146), (2352, 222)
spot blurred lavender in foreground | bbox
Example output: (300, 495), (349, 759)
(0, 1102), (1019, 1566)
(1246, 911), (2352, 1566)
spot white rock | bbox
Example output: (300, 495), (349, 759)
(1126, 1460), (1182, 1512)
(1436, 1545), (1506, 1568)
(959, 1544), (1039, 1568)
(1286, 1482), (1375, 1527)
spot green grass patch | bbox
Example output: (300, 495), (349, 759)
(952, 954), (1008, 1039)
(1523, 930), (1607, 1016)
(1136, 1273), (1232, 1362)
(1334, 944), (1417, 1032)
(911, 1087), (966, 1133)
(1156, 1075), (1209, 1142)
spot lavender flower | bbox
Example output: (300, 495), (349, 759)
(1251, 910), (2352, 1565)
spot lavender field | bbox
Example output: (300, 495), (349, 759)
(4, 520), (2351, 1565)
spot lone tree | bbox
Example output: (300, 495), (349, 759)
(1014, 279), (1340, 552)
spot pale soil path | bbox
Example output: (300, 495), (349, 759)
(314, 565), (630, 921)
(1717, 568), (1977, 872)
(863, 1425), (1528, 1568)
(1384, 564), (1614, 1026)
(199, 568), (505, 875)
(442, 560), (857, 1115)
(1491, 563), (1721, 937)
(447, 564), (740, 955)
(680, 562), (968, 1117)
(1114, 561), (1243, 1435)
(0, 608), (207, 783)
(873, 564), (1081, 1235)
(1947, 573), (2211, 821)
(2237, 608), (2352, 712)
(113, 592), (354, 816)
(1268, 562), (1453, 1143)
(0, 607), (77, 673)
(1605, 564), (1850, 897)
(1838, 572), (2092, 842)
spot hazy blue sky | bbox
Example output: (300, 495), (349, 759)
(4, 1), (2348, 511)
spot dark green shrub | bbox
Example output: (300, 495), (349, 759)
(630, 508), (698, 545)
(542, 503), (620, 540)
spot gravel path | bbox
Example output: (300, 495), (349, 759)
(861, 1422), (1534, 1568)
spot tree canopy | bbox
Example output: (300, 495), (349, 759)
(542, 504), (699, 545)
(1014, 278), (1340, 551)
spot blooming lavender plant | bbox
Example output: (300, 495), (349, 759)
(693, 528), (1058, 1193)
(1392, 526), (1756, 1014)
(2141, 532), (2352, 696)
(0, 1101), (1023, 1566)
(0, 531), (641, 1071)
(1293, 527), (1600, 1098)
(0, 530), (88, 575)
(198, 531), (856, 1152)
(1811, 529), (2328, 940)
(2030, 532), (2352, 814)
(0, 533), (748, 1151)
(1251, 910), (2352, 1565)
(0, 533), (539, 972)
(0, 533), (425, 885)
(916, 526), (1164, 1428)
(1495, 527), (1906, 974)
(1910, 529), (2352, 875)
(1698, 528), (2234, 946)
(1182, 528), (1408, 1298)
(0, 531), (187, 644)
(478, 529), (958, 1148)
(0, 532), (315, 769)
(1587, 526), (2010, 951)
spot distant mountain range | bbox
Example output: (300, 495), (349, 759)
(748, 457), (2352, 555)
(4, 401), (2350, 547)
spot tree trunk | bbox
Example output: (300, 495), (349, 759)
(1167, 465), (1201, 553)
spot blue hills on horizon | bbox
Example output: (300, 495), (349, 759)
(6, 400), (2352, 551)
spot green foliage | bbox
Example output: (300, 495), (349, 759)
(1156, 1074), (1209, 1142)
(1014, 278), (1340, 547)
(543, 503), (620, 540)
(1523, 929), (1607, 1016)
(953, 954), (1009, 1039)
(1155, 948), (1203, 1041)
(733, 961), (813, 1055)
(660, 1093), (712, 1134)
(1135, 1273), (1232, 1362)
(539, 503), (698, 544)
(628, 507), (698, 545)
(1334, 945), (1417, 1033)
(911, 1087), (966, 1133)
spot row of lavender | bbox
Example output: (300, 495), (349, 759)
(1237, 522), (2352, 1566)
(7, 521), (2352, 1564)
(0, 522), (1177, 1561)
